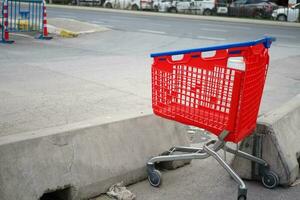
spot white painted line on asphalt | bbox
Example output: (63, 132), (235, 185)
(57, 15), (80, 20)
(11, 33), (33, 39)
(139, 29), (166, 34)
(264, 34), (297, 39)
(197, 35), (226, 41)
(146, 22), (171, 27)
(103, 19), (125, 22)
(199, 23), (251, 30)
(223, 25), (251, 30)
(200, 28), (227, 32)
(91, 20), (105, 24)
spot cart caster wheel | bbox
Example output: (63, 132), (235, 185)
(148, 169), (162, 187)
(237, 195), (247, 200)
(262, 170), (279, 189)
(237, 187), (247, 200)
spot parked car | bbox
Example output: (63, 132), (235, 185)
(152, 0), (172, 12)
(272, 3), (300, 21)
(103, 0), (153, 10)
(228, 0), (278, 18)
(215, 0), (229, 15)
(141, 0), (155, 9)
(154, 0), (217, 15)
(78, 0), (102, 6)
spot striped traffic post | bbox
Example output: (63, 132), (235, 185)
(1, 0), (14, 43)
(36, 0), (52, 40)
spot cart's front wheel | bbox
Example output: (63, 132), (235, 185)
(148, 169), (162, 187)
(237, 195), (247, 200)
(238, 187), (247, 200)
(262, 170), (279, 189)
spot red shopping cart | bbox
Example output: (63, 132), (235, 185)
(147, 37), (278, 200)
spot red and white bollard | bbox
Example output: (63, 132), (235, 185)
(1, 0), (14, 43)
(37, 0), (52, 40)
(43, 4), (48, 37)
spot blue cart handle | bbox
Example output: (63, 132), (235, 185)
(150, 37), (276, 58)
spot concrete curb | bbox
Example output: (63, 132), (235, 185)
(60, 29), (80, 38)
(48, 24), (79, 38)
(232, 94), (300, 186)
(47, 4), (300, 28)
(0, 114), (189, 200)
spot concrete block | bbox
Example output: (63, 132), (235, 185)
(158, 151), (191, 170)
(0, 115), (189, 200)
(231, 94), (300, 186)
(231, 134), (256, 181)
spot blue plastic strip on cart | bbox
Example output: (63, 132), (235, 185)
(150, 37), (276, 58)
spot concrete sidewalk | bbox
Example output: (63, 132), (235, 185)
(47, 4), (300, 28)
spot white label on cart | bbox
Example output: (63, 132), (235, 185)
(227, 57), (245, 71)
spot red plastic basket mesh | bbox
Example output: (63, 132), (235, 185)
(151, 43), (269, 143)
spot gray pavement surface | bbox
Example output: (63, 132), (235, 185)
(47, 6), (300, 44)
(129, 153), (300, 200)
(1, 6), (300, 200)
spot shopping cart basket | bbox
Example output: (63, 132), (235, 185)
(147, 37), (278, 200)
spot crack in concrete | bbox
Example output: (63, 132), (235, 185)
(68, 142), (75, 173)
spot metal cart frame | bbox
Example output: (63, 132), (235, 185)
(147, 130), (279, 200)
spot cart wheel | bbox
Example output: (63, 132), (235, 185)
(238, 187), (247, 200)
(148, 169), (162, 187)
(262, 170), (279, 189)
(237, 195), (247, 200)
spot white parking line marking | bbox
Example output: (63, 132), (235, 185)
(197, 36), (226, 41)
(57, 15), (80, 20)
(199, 23), (251, 30)
(201, 28), (228, 32)
(147, 22), (171, 27)
(11, 33), (33, 38)
(224, 25), (251, 30)
(139, 29), (166, 34)
(91, 20), (105, 24)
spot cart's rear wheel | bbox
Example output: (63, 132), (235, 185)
(262, 170), (279, 189)
(148, 169), (162, 187)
